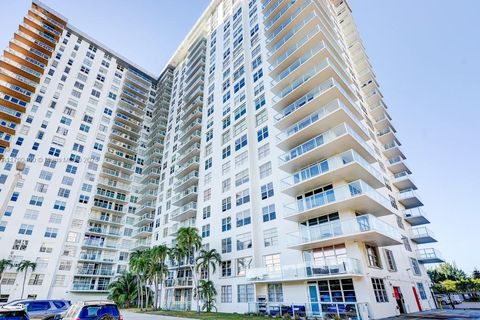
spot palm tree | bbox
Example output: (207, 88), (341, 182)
(129, 250), (149, 309)
(150, 245), (169, 310)
(195, 248), (221, 281)
(0, 259), (13, 300)
(16, 260), (36, 299)
(108, 272), (138, 308)
(198, 279), (217, 312)
(176, 227), (202, 312)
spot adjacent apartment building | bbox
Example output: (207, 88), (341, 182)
(0, 0), (444, 318)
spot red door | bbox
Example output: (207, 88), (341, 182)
(412, 286), (422, 311)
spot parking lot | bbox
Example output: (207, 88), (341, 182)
(122, 311), (190, 320)
(383, 302), (480, 320)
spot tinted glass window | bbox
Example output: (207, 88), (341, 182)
(79, 305), (119, 318)
(0, 311), (29, 319)
(53, 301), (66, 309)
(27, 301), (51, 311)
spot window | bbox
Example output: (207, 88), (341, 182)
(236, 232), (252, 251)
(384, 249), (397, 272)
(12, 239), (29, 250)
(259, 162), (272, 179)
(203, 206), (211, 219)
(235, 169), (249, 187)
(222, 237), (232, 253)
(262, 204), (276, 222)
(221, 285), (232, 303)
(222, 217), (231, 232)
(222, 146), (231, 159)
(222, 179), (231, 193)
(29, 196), (44, 206)
(264, 254), (281, 272)
(371, 278), (389, 303)
(18, 224), (34, 235)
(202, 224), (210, 238)
(258, 143), (270, 159)
(221, 261), (232, 277)
(260, 182), (274, 199)
(237, 284), (254, 302)
(417, 283), (427, 300)
(402, 236), (412, 252)
(236, 189), (250, 206)
(366, 244), (381, 268)
(410, 258), (422, 276)
(236, 257), (252, 276)
(222, 197), (231, 212)
(28, 274), (44, 285)
(236, 209), (251, 227)
(263, 228), (278, 247)
(44, 227), (58, 238)
(257, 126), (268, 142)
(268, 284), (283, 302)
(235, 134), (247, 151)
(235, 151), (248, 168)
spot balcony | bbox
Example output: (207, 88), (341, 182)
(382, 141), (405, 159)
(246, 258), (362, 283)
(134, 213), (155, 227)
(398, 189), (423, 209)
(278, 123), (376, 173)
(377, 126), (397, 145)
(417, 248), (444, 264)
(71, 284), (108, 292)
(276, 99), (367, 151)
(76, 269), (115, 276)
(287, 214), (402, 250)
(387, 156), (410, 175)
(78, 254), (115, 264)
(281, 149), (384, 196)
(392, 171), (417, 191)
(272, 59), (355, 110)
(404, 208), (429, 226)
(284, 180), (395, 222)
(136, 204), (155, 216)
(169, 218), (196, 236)
(133, 226), (153, 238)
(174, 171), (199, 191)
(176, 156), (200, 178)
(82, 240), (117, 251)
(132, 239), (151, 251)
(171, 202), (197, 222)
(172, 186), (198, 206)
(410, 227), (437, 244)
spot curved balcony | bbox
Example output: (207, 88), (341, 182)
(174, 170), (199, 191)
(286, 214), (402, 250)
(276, 99), (367, 150)
(398, 189), (423, 209)
(382, 140), (405, 159)
(246, 258), (362, 283)
(281, 149), (383, 196)
(410, 227), (437, 244)
(284, 180), (395, 222)
(172, 186), (198, 207)
(404, 208), (429, 226)
(133, 226), (153, 238)
(171, 202), (197, 222)
(274, 78), (361, 128)
(278, 123), (375, 173)
(393, 171), (417, 191)
(387, 156), (410, 175)
(417, 248), (444, 264)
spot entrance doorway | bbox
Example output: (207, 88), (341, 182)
(393, 286), (406, 314)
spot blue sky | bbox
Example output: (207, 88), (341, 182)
(0, 0), (478, 273)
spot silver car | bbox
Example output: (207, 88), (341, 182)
(5, 300), (70, 320)
(61, 301), (122, 320)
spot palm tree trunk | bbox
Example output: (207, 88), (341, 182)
(145, 278), (150, 310)
(21, 271), (27, 299)
(191, 266), (200, 313)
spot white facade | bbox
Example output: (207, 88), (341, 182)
(0, 0), (443, 319)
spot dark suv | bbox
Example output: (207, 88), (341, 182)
(5, 300), (70, 320)
(61, 301), (122, 320)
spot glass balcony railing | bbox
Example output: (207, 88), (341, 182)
(281, 150), (382, 189)
(279, 123), (373, 164)
(417, 248), (444, 263)
(410, 226), (436, 241)
(270, 12), (316, 56)
(276, 99), (365, 141)
(286, 214), (401, 247)
(284, 180), (392, 219)
(246, 257), (362, 282)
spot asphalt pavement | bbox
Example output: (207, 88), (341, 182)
(121, 311), (191, 320)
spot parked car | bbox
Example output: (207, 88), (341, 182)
(0, 305), (29, 319)
(60, 301), (122, 320)
(436, 294), (462, 305)
(4, 300), (70, 320)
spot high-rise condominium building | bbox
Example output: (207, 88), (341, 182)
(0, 0), (443, 318)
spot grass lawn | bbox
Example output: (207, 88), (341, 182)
(127, 309), (268, 319)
